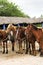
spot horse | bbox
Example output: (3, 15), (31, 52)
(0, 29), (8, 54)
(25, 25), (36, 56)
(7, 24), (16, 51)
(28, 24), (43, 56)
(16, 26), (26, 54)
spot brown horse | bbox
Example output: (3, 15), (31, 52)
(28, 24), (43, 56)
(7, 24), (16, 51)
(25, 25), (36, 56)
(16, 26), (26, 54)
(0, 29), (8, 54)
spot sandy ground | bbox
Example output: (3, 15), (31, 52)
(0, 52), (43, 65)
(0, 41), (43, 65)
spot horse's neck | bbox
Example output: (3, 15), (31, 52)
(32, 29), (40, 40)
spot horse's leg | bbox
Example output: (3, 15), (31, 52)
(25, 40), (28, 54)
(2, 42), (5, 54)
(40, 49), (43, 56)
(32, 43), (36, 56)
(6, 41), (8, 54)
(12, 41), (14, 51)
(29, 43), (31, 54)
(19, 40), (23, 54)
(40, 42), (43, 56)
(23, 40), (25, 50)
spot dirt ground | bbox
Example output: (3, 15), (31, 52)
(0, 41), (43, 65)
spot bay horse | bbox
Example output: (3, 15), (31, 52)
(25, 25), (36, 56)
(0, 29), (8, 54)
(7, 24), (16, 51)
(16, 26), (26, 54)
(28, 24), (43, 56)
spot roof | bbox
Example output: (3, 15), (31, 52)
(0, 16), (43, 24)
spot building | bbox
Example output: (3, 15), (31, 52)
(0, 16), (43, 29)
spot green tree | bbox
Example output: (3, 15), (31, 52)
(0, 0), (30, 17)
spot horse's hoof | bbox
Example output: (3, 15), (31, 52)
(25, 52), (28, 54)
(29, 53), (32, 55)
(34, 54), (36, 56)
(40, 53), (43, 57)
(40, 54), (43, 57)
(20, 52), (23, 54)
(29, 51), (31, 55)
(29, 52), (36, 56)
(6, 51), (8, 54)
(6, 52), (8, 54)
(16, 51), (20, 54)
(12, 49), (14, 51)
(23, 49), (25, 50)
(16, 51), (23, 54)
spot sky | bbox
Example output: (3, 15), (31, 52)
(8, 0), (43, 18)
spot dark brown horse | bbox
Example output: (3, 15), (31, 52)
(25, 25), (36, 56)
(7, 24), (16, 51)
(28, 24), (43, 56)
(16, 26), (26, 54)
(0, 29), (8, 54)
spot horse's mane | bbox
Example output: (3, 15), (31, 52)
(31, 24), (38, 30)
(7, 24), (13, 29)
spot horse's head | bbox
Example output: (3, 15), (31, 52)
(6, 24), (17, 40)
(25, 24), (36, 41)
(16, 26), (22, 40)
(16, 26), (25, 40)
(29, 24), (38, 30)
(7, 24), (16, 34)
(6, 24), (13, 33)
(25, 24), (31, 34)
(25, 24), (35, 39)
(26, 24), (38, 33)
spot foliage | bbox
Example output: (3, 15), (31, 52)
(0, 0), (30, 17)
(35, 23), (42, 27)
